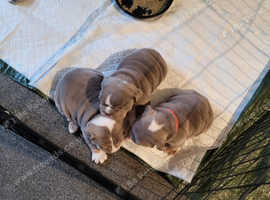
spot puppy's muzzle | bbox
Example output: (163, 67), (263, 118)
(104, 107), (113, 115)
(100, 105), (113, 116)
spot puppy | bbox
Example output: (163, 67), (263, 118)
(130, 89), (214, 155)
(83, 106), (140, 163)
(54, 68), (103, 134)
(54, 68), (109, 164)
(54, 68), (140, 164)
(99, 48), (168, 119)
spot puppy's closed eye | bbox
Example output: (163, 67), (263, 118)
(104, 104), (124, 112)
(103, 101), (113, 107)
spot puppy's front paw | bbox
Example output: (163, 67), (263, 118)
(159, 144), (179, 156)
(166, 149), (177, 155)
(91, 150), (107, 164)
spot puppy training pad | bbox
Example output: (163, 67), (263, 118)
(1, 0), (270, 182)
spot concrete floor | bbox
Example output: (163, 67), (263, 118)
(0, 125), (119, 200)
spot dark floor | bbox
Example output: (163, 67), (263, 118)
(0, 125), (119, 200)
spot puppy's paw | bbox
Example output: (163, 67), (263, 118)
(91, 150), (107, 164)
(159, 144), (180, 156)
(68, 122), (78, 134)
(166, 150), (177, 155)
(165, 147), (180, 156)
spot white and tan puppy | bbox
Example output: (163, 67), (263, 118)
(99, 48), (168, 119)
(54, 68), (140, 164)
(130, 89), (214, 155)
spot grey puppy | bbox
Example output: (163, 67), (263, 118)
(54, 68), (137, 164)
(99, 48), (168, 120)
(130, 89), (214, 155)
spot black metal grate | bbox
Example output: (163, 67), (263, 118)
(171, 111), (270, 200)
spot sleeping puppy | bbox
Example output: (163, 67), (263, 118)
(54, 68), (140, 164)
(130, 89), (214, 155)
(99, 48), (168, 119)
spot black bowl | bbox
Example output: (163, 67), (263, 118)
(115, 0), (174, 19)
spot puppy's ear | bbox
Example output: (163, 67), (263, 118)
(99, 78), (115, 103)
(99, 78), (109, 100)
(101, 77), (108, 88)
(124, 82), (143, 103)
(134, 89), (143, 103)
